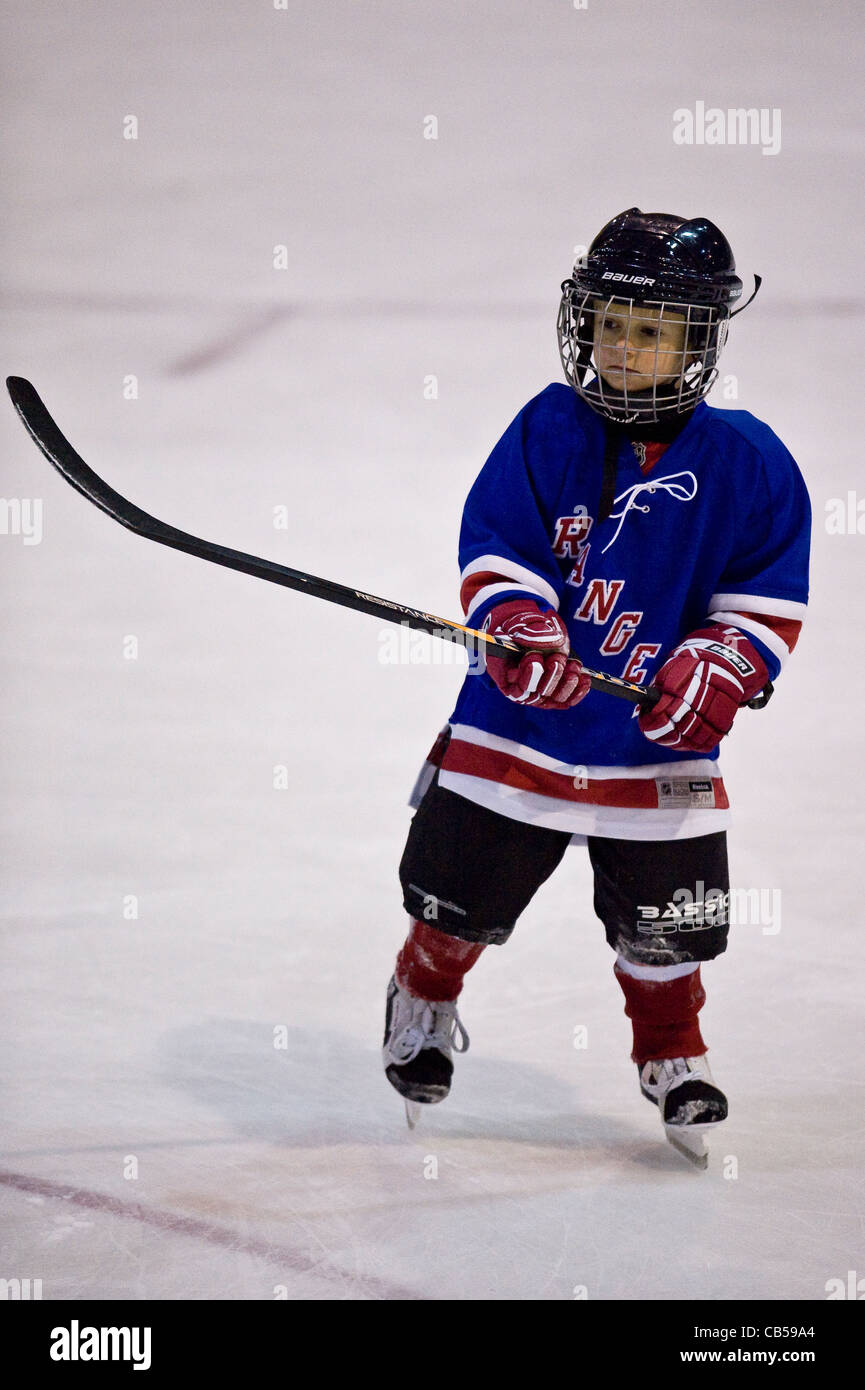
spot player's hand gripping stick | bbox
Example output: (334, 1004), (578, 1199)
(482, 599), (592, 709)
(638, 628), (770, 752)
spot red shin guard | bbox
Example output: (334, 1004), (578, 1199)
(614, 962), (707, 1064)
(396, 918), (486, 1002)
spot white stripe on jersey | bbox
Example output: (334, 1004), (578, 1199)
(461, 553), (560, 617)
(708, 592), (807, 620)
(706, 609), (792, 666)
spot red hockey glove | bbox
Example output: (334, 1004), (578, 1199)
(483, 599), (591, 710)
(638, 627), (769, 753)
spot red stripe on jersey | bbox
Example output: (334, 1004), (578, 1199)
(440, 736), (729, 810)
(422, 727), (451, 767)
(459, 570), (512, 616)
(731, 610), (803, 654)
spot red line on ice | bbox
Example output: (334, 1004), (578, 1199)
(0, 1167), (422, 1301)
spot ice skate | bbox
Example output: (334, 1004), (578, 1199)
(638, 1055), (727, 1169)
(382, 974), (469, 1127)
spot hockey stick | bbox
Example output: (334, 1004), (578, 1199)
(6, 376), (658, 705)
(5, 377), (770, 711)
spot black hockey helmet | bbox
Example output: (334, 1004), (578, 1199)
(558, 208), (760, 425)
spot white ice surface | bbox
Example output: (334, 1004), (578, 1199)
(1, 0), (863, 1301)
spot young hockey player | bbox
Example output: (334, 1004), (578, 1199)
(382, 208), (811, 1162)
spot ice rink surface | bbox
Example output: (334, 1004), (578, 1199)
(1, 1), (863, 1300)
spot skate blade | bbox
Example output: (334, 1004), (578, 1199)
(404, 1101), (422, 1130)
(664, 1124), (709, 1170)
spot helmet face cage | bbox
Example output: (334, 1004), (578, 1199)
(557, 285), (730, 425)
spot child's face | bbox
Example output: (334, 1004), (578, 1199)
(591, 300), (689, 394)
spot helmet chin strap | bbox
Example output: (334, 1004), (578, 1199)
(730, 274), (762, 317)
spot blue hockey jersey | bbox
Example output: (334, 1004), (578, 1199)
(417, 383), (810, 840)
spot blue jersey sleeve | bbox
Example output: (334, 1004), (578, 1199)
(705, 420), (811, 680)
(458, 389), (571, 633)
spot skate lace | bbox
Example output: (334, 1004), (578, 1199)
(389, 998), (470, 1065)
(656, 1058), (689, 1087)
(645, 1056), (704, 1089)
